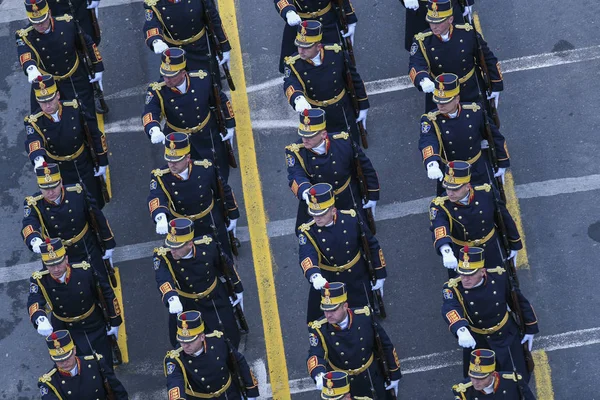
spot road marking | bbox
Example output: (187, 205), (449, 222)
(533, 350), (555, 400)
(112, 268), (129, 364)
(505, 171), (529, 269)
(218, 0), (290, 398)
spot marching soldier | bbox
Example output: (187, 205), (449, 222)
(297, 183), (386, 323)
(429, 161), (521, 277)
(275, 0), (357, 73)
(38, 330), (128, 399)
(451, 349), (536, 399)
(148, 133), (239, 258)
(142, 48), (236, 182)
(408, 0), (502, 112)
(164, 311), (259, 399)
(152, 218), (244, 348)
(307, 282), (401, 399)
(441, 246), (538, 383)
(47, 0), (102, 44)
(283, 21), (369, 145)
(285, 108), (379, 230)
(418, 73), (509, 195)
(143, 0), (231, 73)
(27, 238), (122, 367)
(22, 163), (116, 282)
(16, 0), (105, 114)
(25, 75), (109, 209)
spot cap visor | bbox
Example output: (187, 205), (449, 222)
(164, 154), (186, 162)
(160, 68), (181, 77)
(165, 239), (186, 249)
(43, 257), (65, 267)
(433, 95), (456, 104)
(298, 129), (319, 137)
(426, 15), (449, 23)
(29, 13), (50, 24)
(176, 334), (199, 343)
(39, 181), (61, 189)
(469, 371), (491, 379)
(36, 92), (57, 103)
(294, 39), (316, 48)
(457, 266), (480, 275)
(308, 207), (330, 217)
(50, 349), (73, 362)
(320, 302), (343, 311)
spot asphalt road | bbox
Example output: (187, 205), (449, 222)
(1, 0), (600, 398)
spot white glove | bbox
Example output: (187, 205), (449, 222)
(150, 127), (165, 144)
(487, 91), (500, 108)
(315, 373), (325, 390)
(371, 278), (385, 297)
(221, 127), (235, 142)
(230, 292), (244, 311)
(285, 10), (302, 26)
(94, 165), (107, 179)
(87, 0), (100, 9)
(462, 5), (473, 22)
(155, 213), (168, 235)
(362, 200), (376, 218)
(426, 161), (444, 181)
(310, 273), (328, 290)
(457, 327), (476, 349)
(508, 249), (518, 260)
(440, 244), (458, 270)
(102, 248), (114, 260)
(294, 96), (312, 113)
(420, 77), (435, 93)
(106, 326), (119, 337)
(89, 71), (103, 91)
(480, 139), (489, 149)
(33, 156), (45, 169)
(385, 380), (400, 397)
(219, 51), (231, 69)
(26, 65), (42, 84)
(168, 296), (183, 314)
(521, 334), (534, 352)
(341, 22), (356, 46)
(153, 39), (169, 55)
(355, 109), (368, 130)
(36, 316), (53, 336)
(227, 218), (237, 233)
(494, 167), (506, 179)
(301, 189), (310, 203)
(404, 0), (419, 10)
(31, 237), (43, 254)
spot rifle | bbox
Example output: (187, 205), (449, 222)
(91, 266), (123, 365)
(199, 0), (235, 91)
(507, 348), (527, 400)
(67, 0), (109, 114)
(211, 300), (248, 399)
(83, 331), (117, 400)
(336, 29), (369, 149)
(88, 4), (101, 41)
(362, 284), (396, 399)
(331, 0), (356, 65)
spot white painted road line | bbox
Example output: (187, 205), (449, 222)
(3, 173), (600, 283)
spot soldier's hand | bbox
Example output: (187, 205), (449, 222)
(419, 77), (435, 93)
(294, 96), (312, 113)
(487, 91), (500, 108)
(31, 237), (43, 254)
(362, 200), (377, 218)
(153, 39), (169, 55)
(89, 71), (104, 91)
(36, 316), (54, 337)
(385, 380), (400, 396)
(221, 128), (235, 143)
(440, 244), (458, 269)
(404, 0), (419, 10)
(355, 109), (368, 130)
(150, 127), (166, 144)
(155, 213), (169, 234)
(521, 334), (534, 352)
(480, 139), (489, 149)
(87, 0), (99, 9)
(462, 5), (473, 23)
(26, 65), (42, 84)
(493, 167), (506, 183)
(302, 189), (310, 203)
(310, 273), (328, 290)
(227, 219), (238, 237)
(230, 292), (244, 311)
(371, 278), (385, 297)
(315, 373), (325, 390)
(457, 327), (476, 349)
(33, 156), (45, 170)
(427, 161), (444, 181)
(102, 248), (114, 260)
(168, 296), (183, 314)
(219, 51), (231, 69)
(94, 165), (107, 179)
(285, 10), (302, 26)
(341, 23), (356, 46)
(106, 326), (119, 338)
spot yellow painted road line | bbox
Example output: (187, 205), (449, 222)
(113, 267), (129, 364)
(473, 13), (530, 269)
(217, 1), (291, 398)
(533, 350), (555, 400)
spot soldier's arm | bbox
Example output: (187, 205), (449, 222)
(143, 3), (164, 49)
(148, 172), (172, 221)
(218, 174), (240, 220)
(216, 247), (244, 293)
(205, 0), (232, 52)
(15, 30), (38, 74)
(229, 343), (260, 397)
(298, 231), (321, 281)
(24, 119), (47, 163)
(348, 57), (369, 110)
(283, 66), (305, 108)
(441, 284), (469, 335)
(356, 145), (380, 200)
(80, 29), (105, 72)
(343, 0), (358, 24)
(274, 0), (296, 21)
(27, 276), (48, 327)
(494, 192), (522, 250)
(306, 326), (328, 379)
(97, 355), (129, 399)
(165, 355), (188, 399)
(142, 87), (163, 137)
(93, 269), (122, 326)
(429, 200), (453, 254)
(22, 198), (43, 249)
(486, 117), (509, 168)
(363, 221), (387, 279)
(408, 37), (431, 90)
(285, 147), (311, 200)
(476, 33), (503, 92)
(512, 286), (539, 335)
(154, 253), (179, 306)
(86, 192), (116, 249)
(418, 115), (442, 167)
(218, 90), (236, 129)
(80, 103), (109, 166)
(374, 320), (402, 380)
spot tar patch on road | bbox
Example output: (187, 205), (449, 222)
(587, 221), (600, 243)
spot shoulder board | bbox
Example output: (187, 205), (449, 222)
(194, 235), (213, 245)
(71, 261), (91, 270)
(205, 330), (223, 338)
(39, 368), (57, 383)
(451, 381), (472, 393)
(299, 220), (316, 233)
(154, 246), (170, 256)
(461, 103), (481, 112)
(501, 372), (521, 382)
(62, 100), (79, 109)
(284, 54), (301, 66)
(150, 81), (166, 91)
(193, 159), (213, 168)
(285, 143), (305, 153)
(446, 276), (462, 288)
(166, 347), (184, 359)
(353, 306), (371, 316)
(424, 111), (440, 121)
(83, 353), (103, 361)
(32, 270), (50, 279)
(24, 111), (45, 124)
(308, 317), (327, 330)
(144, 0), (159, 6)
(152, 168), (170, 177)
(474, 183), (491, 192)
(455, 23), (473, 31)
(485, 266), (505, 275)
(55, 14), (74, 22)
(331, 132), (349, 140)
(17, 26), (34, 38)
(414, 31), (433, 41)
(26, 194), (44, 206)
(66, 184), (83, 194)
(188, 70), (208, 79)
(339, 209), (357, 217)
(323, 44), (342, 53)
(432, 196), (449, 206)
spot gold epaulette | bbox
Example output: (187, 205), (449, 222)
(71, 261), (91, 270)
(152, 168), (170, 177)
(32, 270), (50, 280)
(189, 70), (208, 79)
(144, 0), (159, 6)
(424, 111), (440, 121)
(26, 194), (44, 206)
(339, 209), (357, 217)
(486, 266), (506, 275)
(39, 368), (57, 383)
(446, 277), (462, 288)
(194, 235), (213, 245)
(414, 31), (434, 41)
(150, 81), (166, 91)
(455, 23), (473, 31)
(17, 26), (34, 38)
(353, 306), (371, 316)
(83, 353), (103, 361)
(206, 330), (223, 338)
(55, 14), (73, 23)
(285, 143), (305, 153)
(284, 54), (301, 66)
(474, 183), (491, 192)
(461, 103), (480, 112)
(299, 220), (315, 233)
(332, 132), (349, 140)
(154, 246), (170, 256)
(432, 196), (449, 206)
(501, 372), (521, 382)
(452, 381), (472, 393)
(24, 111), (44, 124)
(66, 184), (83, 194)
(62, 100), (79, 109)
(193, 159), (213, 168)
(323, 43), (342, 53)
(166, 347), (184, 359)
(308, 317), (327, 329)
